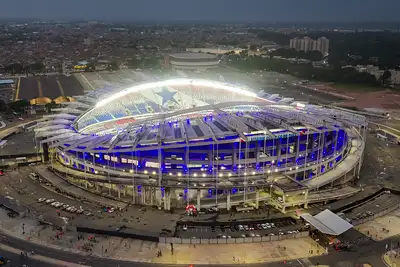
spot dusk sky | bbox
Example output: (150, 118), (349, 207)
(0, 0), (399, 22)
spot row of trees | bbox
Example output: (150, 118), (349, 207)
(0, 99), (30, 114)
(269, 48), (324, 62)
(4, 62), (46, 75)
(226, 54), (380, 87)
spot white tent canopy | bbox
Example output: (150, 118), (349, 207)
(301, 209), (353, 236)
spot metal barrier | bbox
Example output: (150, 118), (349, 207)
(159, 231), (309, 244)
(352, 203), (400, 226)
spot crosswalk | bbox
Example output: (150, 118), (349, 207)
(297, 258), (315, 267)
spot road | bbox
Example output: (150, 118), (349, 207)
(0, 229), (395, 267)
(0, 249), (56, 267)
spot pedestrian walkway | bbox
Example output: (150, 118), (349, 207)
(31, 165), (127, 209)
(0, 206), (325, 265)
(383, 250), (400, 267)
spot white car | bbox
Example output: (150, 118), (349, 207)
(69, 207), (78, 213)
(30, 172), (39, 180)
(182, 225), (187, 231)
(77, 209), (84, 214)
(45, 199), (55, 204)
(66, 206), (74, 212)
(62, 204), (70, 210)
(51, 201), (60, 207)
(54, 202), (63, 208)
(38, 198), (46, 203)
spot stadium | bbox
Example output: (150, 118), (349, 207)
(164, 53), (220, 70)
(35, 78), (367, 212)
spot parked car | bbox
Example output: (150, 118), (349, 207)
(45, 199), (55, 204)
(38, 198), (46, 203)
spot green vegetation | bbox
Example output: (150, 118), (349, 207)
(270, 48), (324, 62)
(4, 61), (46, 75)
(330, 83), (381, 92)
(249, 29), (400, 69)
(127, 57), (162, 69)
(225, 55), (380, 87)
(0, 99), (30, 114)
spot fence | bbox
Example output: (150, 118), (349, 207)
(159, 231), (309, 244)
(351, 202), (400, 226)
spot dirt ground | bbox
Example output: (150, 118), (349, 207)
(355, 209), (400, 241)
(306, 83), (400, 110)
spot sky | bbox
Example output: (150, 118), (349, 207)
(0, 0), (399, 23)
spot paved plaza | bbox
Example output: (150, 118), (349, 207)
(0, 207), (324, 265)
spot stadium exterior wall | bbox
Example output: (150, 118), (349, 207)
(52, 126), (365, 211)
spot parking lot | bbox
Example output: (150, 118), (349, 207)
(176, 218), (305, 239)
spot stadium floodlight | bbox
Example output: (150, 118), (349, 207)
(193, 173), (197, 177)
(95, 78), (263, 108)
(144, 170), (148, 174)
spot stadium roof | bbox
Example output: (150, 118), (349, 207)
(169, 52), (218, 60)
(300, 209), (353, 236)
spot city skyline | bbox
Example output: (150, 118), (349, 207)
(1, 0), (400, 23)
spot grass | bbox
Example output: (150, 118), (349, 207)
(331, 83), (383, 92)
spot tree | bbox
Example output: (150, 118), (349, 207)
(8, 99), (30, 113)
(107, 60), (119, 71)
(5, 63), (24, 74)
(25, 61), (45, 74)
(380, 70), (392, 85)
(0, 100), (9, 113)
(45, 101), (57, 113)
(86, 62), (96, 72)
(249, 44), (258, 51)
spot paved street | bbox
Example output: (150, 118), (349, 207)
(0, 249), (57, 267)
(0, 228), (396, 267)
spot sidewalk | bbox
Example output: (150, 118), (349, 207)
(0, 207), (325, 265)
(32, 164), (127, 209)
(383, 250), (400, 267)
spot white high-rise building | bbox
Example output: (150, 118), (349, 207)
(289, 37), (329, 56)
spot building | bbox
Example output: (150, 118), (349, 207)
(290, 37), (330, 56)
(35, 78), (366, 212)
(164, 52), (220, 71)
(83, 37), (94, 46)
